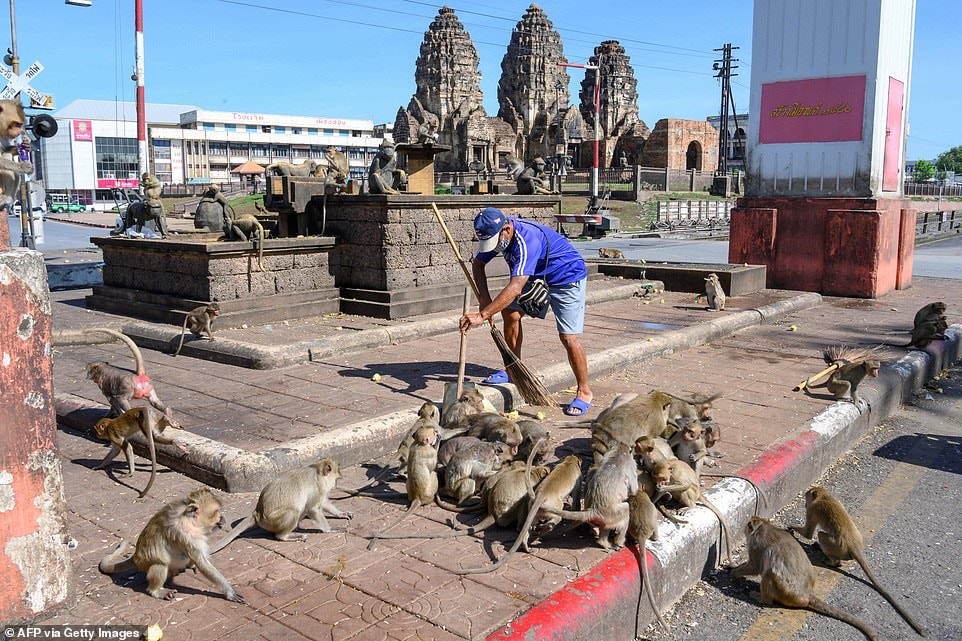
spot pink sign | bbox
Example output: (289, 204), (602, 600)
(758, 75), (866, 144)
(72, 120), (93, 142)
(97, 178), (140, 189)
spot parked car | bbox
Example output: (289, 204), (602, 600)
(11, 201), (46, 218)
(48, 194), (87, 214)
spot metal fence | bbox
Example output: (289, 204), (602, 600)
(916, 209), (961, 236)
(904, 182), (962, 197)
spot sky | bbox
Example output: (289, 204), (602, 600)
(9, 0), (960, 161)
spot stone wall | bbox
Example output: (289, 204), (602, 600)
(640, 119), (720, 171)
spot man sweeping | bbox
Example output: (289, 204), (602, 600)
(459, 207), (593, 416)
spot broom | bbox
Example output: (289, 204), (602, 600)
(432, 203), (554, 407)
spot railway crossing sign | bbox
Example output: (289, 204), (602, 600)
(0, 61), (55, 109)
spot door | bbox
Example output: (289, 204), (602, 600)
(883, 77), (904, 192)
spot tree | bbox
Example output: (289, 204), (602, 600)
(935, 145), (962, 174)
(913, 159), (935, 182)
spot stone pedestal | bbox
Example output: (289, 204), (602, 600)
(398, 143), (451, 195)
(322, 194), (560, 318)
(729, 197), (915, 298)
(86, 237), (339, 327)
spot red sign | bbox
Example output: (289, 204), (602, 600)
(97, 178), (139, 189)
(758, 75), (866, 144)
(72, 120), (92, 141)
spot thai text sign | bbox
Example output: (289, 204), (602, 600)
(97, 178), (139, 189)
(759, 75), (866, 144)
(72, 120), (93, 141)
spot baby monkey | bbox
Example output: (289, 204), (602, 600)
(790, 486), (928, 636)
(94, 406), (187, 498)
(173, 303), (220, 356)
(597, 247), (625, 259)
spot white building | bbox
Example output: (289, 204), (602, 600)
(40, 99), (384, 206)
(706, 113), (749, 170)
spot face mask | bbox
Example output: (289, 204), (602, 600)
(497, 237), (510, 253)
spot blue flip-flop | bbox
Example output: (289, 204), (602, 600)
(564, 397), (592, 416)
(483, 370), (510, 384)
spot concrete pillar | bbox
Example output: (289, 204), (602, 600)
(0, 215), (9, 249)
(0, 250), (73, 622)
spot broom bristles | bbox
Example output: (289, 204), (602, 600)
(489, 325), (554, 407)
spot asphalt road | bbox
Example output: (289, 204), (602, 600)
(6, 215), (110, 251)
(638, 364), (962, 641)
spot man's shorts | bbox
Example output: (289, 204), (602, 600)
(509, 277), (587, 335)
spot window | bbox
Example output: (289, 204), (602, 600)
(251, 144), (270, 157)
(275, 126), (286, 134)
(152, 140), (171, 160)
(208, 142), (228, 156)
(262, 125), (271, 133)
(324, 129), (334, 136)
(229, 142), (249, 156)
(351, 130), (362, 138)
(94, 137), (139, 182)
(338, 130), (349, 137)
(292, 128), (302, 135)
(202, 122), (215, 131)
(271, 144), (290, 158)
(225, 124), (236, 132)
(246, 125), (257, 132)
(308, 128), (318, 135)
(292, 147), (311, 158)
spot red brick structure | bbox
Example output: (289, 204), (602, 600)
(638, 118), (719, 171)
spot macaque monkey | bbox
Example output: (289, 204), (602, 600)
(225, 213), (266, 271)
(173, 303), (220, 356)
(515, 419), (550, 465)
(542, 443), (638, 550)
(703, 421), (722, 457)
(93, 407), (186, 498)
(367, 425), (439, 548)
(99, 488), (245, 603)
(590, 391), (673, 465)
(456, 449), (582, 575)
(0, 100), (32, 211)
(439, 413), (524, 451)
(660, 390), (721, 428)
(441, 388), (486, 427)
(371, 461), (550, 540)
(695, 273), (726, 311)
(627, 487), (670, 634)
(437, 436), (481, 468)
(670, 422), (714, 475)
(651, 456), (733, 566)
(83, 329), (171, 418)
(790, 486), (928, 636)
(597, 247), (625, 259)
(634, 435), (675, 472)
(890, 318), (947, 350)
(211, 459), (351, 553)
(913, 301), (946, 328)
(797, 346), (880, 405)
(441, 440), (513, 506)
(733, 516), (877, 641)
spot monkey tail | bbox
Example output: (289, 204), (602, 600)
(701, 473), (768, 515)
(173, 313), (191, 357)
(853, 551), (929, 636)
(98, 540), (136, 574)
(366, 501), (422, 549)
(807, 597), (878, 641)
(372, 514), (496, 540)
(209, 514), (257, 554)
(634, 541), (669, 635)
(524, 437), (546, 500)
(138, 418), (157, 499)
(434, 495), (482, 512)
(81, 328), (147, 376)
(253, 221), (266, 272)
(697, 495), (733, 567)
(454, 498), (543, 575)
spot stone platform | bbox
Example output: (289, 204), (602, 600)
(589, 259), (767, 296)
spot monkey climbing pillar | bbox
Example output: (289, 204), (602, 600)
(730, 0), (917, 297)
(0, 249), (74, 622)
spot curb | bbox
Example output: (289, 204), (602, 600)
(487, 325), (962, 641)
(55, 291), (818, 493)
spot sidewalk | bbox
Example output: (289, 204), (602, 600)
(40, 276), (961, 640)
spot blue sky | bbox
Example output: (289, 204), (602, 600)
(11, 0), (958, 161)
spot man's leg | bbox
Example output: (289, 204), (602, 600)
(500, 308), (524, 358)
(559, 333), (592, 404)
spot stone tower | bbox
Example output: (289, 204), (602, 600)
(579, 40), (649, 167)
(497, 4), (570, 161)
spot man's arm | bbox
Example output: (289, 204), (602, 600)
(472, 257), (493, 309)
(461, 273), (529, 331)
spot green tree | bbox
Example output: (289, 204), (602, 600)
(935, 145), (962, 173)
(913, 159), (935, 182)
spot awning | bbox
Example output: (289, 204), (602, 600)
(231, 161), (266, 175)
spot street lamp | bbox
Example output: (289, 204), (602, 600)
(558, 58), (601, 202)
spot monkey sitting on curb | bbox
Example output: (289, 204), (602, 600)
(99, 488), (245, 603)
(211, 459), (351, 552)
(173, 303), (220, 356)
(94, 407), (187, 498)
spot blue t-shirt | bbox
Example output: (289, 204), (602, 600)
(476, 218), (587, 287)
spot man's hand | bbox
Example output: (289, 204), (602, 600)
(460, 312), (486, 333)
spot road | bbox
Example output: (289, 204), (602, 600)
(638, 363), (962, 641)
(6, 215), (111, 251)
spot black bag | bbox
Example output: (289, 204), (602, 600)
(517, 277), (550, 317)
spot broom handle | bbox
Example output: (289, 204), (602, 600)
(792, 362), (841, 392)
(456, 287), (469, 399)
(431, 202), (495, 328)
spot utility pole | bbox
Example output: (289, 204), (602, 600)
(134, 0), (147, 177)
(713, 43), (739, 175)
(558, 57), (601, 202)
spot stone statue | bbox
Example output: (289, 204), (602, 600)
(367, 139), (407, 195)
(516, 156), (557, 195)
(504, 156), (525, 180)
(194, 184), (235, 232)
(115, 172), (169, 237)
(266, 160), (322, 177)
(619, 151), (629, 167)
(323, 146), (349, 190)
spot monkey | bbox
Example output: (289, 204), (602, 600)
(437, 435), (482, 468)
(590, 391), (673, 465)
(265, 160), (321, 177)
(634, 435), (676, 471)
(441, 388), (486, 428)
(370, 461), (551, 541)
(626, 487), (670, 635)
(650, 455), (733, 567)
(173, 303), (220, 356)
(913, 301), (946, 328)
(695, 272), (726, 311)
(82, 328), (171, 418)
(733, 516), (878, 641)
(366, 424), (439, 548)
(703, 420), (723, 458)
(0, 100), (32, 212)
(887, 318), (947, 350)
(789, 486), (928, 636)
(541, 443), (638, 550)
(439, 413), (524, 451)
(441, 440), (513, 506)
(797, 346), (881, 405)
(455, 450), (582, 575)
(670, 421), (714, 475)
(210, 459), (351, 553)
(99, 488), (245, 603)
(659, 390), (721, 428)
(515, 419), (550, 465)
(224, 213), (267, 271)
(93, 407), (186, 498)
(597, 247), (625, 259)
